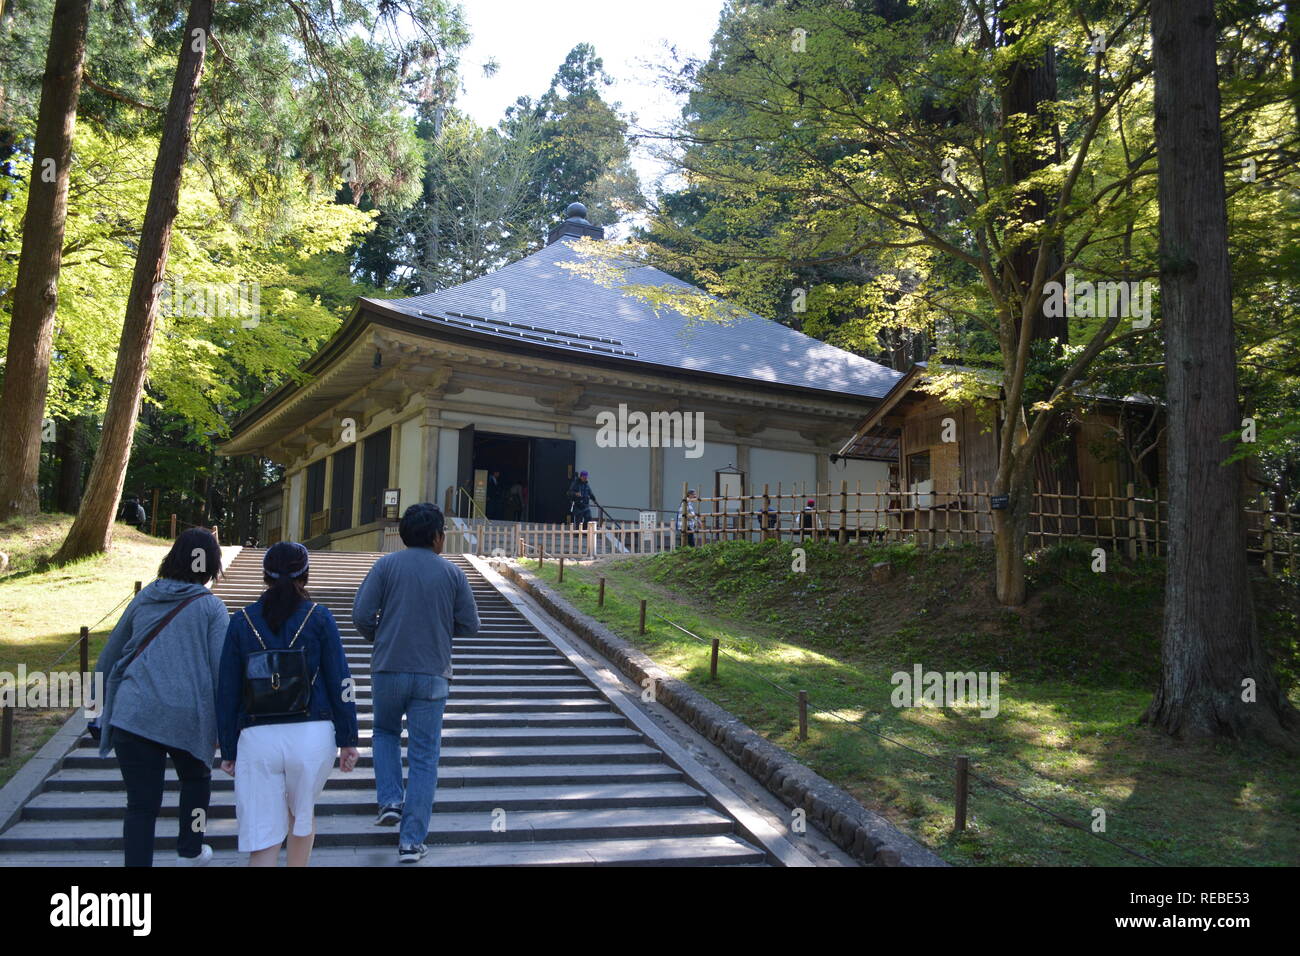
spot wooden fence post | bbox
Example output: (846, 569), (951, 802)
(79, 626), (89, 675)
(1126, 483), (1138, 560)
(710, 638), (719, 681)
(169, 513), (177, 538)
(598, 577), (606, 608)
(839, 479), (849, 543)
(955, 755), (970, 831)
(0, 704), (12, 758)
(558, 556), (565, 582)
(150, 488), (160, 537)
(797, 690), (808, 741)
(639, 599), (647, 635)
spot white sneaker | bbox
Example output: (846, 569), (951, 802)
(177, 845), (213, 866)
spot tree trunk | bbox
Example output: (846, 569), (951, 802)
(993, 469), (1032, 606)
(54, 0), (212, 562)
(53, 413), (85, 513)
(0, 0), (90, 520)
(1143, 0), (1299, 746)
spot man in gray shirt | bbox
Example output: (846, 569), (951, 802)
(352, 503), (479, 862)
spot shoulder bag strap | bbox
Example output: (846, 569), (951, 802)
(288, 603), (317, 648)
(240, 607), (267, 650)
(126, 593), (206, 669)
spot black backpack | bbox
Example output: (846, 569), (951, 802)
(239, 604), (318, 717)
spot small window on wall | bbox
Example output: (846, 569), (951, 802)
(359, 428), (391, 525)
(907, 451), (931, 488)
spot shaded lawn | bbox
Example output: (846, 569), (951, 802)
(519, 544), (1299, 867)
(0, 515), (171, 787)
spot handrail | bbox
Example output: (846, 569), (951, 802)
(454, 486), (489, 521)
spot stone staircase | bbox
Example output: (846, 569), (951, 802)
(0, 548), (771, 866)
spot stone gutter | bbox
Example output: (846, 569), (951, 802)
(493, 559), (948, 868)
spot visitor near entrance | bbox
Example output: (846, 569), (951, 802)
(217, 542), (360, 868)
(679, 489), (700, 546)
(352, 503), (481, 863)
(568, 470), (599, 527)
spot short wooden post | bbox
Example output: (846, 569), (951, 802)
(0, 704), (13, 758)
(710, 638), (719, 681)
(1126, 482), (1137, 560)
(212, 524), (219, 543)
(540, 546), (546, 567)
(638, 599), (647, 634)
(169, 513), (177, 538)
(134, 580), (142, 594)
(79, 626), (89, 675)
(839, 479), (849, 544)
(798, 690), (808, 741)
(558, 556), (565, 582)
(150, 488), (160, 536)
(598, 577), (606, 608)
(955, 755), (970, 831)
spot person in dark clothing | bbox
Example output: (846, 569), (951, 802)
(352, 503), (480, 863)
(218, 542), (360, 867)
(486, 470), (504, 519)
(120, 495), (146, 528)
(567, 470), (599, 527)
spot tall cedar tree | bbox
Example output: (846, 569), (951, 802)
(1143, 0), (1299, 745)
(0, 0), (90, 519)
(55, 0), (211, 562)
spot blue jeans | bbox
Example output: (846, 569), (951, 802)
(371, 672), (449, 848)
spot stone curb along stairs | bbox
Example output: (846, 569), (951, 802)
(493, 559), (948, 868)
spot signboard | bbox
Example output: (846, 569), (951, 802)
(382, 488), (400, 521)
(990, 494), (1009, 510)
(638, 511), (657, 531)
(473, 469), (488, 518)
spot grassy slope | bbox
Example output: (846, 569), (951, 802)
(0, 514), (172, 787)
(522, 539), (1299, 866)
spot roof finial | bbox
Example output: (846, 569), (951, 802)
(548, 200), (604, 245)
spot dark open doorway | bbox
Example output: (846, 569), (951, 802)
(455, 430), (575, 522)
(473, 432), (529, 520)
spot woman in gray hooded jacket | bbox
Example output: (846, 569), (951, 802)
(95, 528), (229, 867)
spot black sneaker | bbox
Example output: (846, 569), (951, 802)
(398, 844), (428, 864)
(375, 805), (402, 827)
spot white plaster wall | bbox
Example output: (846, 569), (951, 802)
(571, 424), (652, 518)
(830, 457), (892, 529)
(397, 416), (423, 513)
(662, 440), (738, 513)
(749, 447), (818, 504)
(436, 427), (461, 511)
(286, 469), (304, 543)
(452, 387), (546, 413)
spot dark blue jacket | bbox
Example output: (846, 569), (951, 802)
(217, 598), (359, 762)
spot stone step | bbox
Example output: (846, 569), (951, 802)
(62, 742), (668, 770)
(0, 807), (739, 851)
(22, 781), (708, 820)
(43, 763), (686, 792)
(0, 835), (765, 867)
